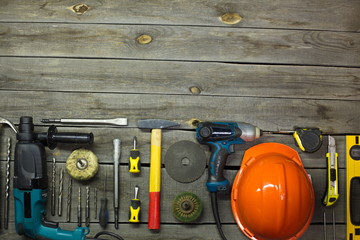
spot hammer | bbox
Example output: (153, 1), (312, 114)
(138, 119), (179, 230)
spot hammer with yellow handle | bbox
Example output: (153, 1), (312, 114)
(138, 119), (179, 230)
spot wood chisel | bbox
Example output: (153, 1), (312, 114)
(346, 135), (360, 240)
(323, 136), (339, 206)
(129, 136), (141, 173)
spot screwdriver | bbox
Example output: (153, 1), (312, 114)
(99, 171), (109, 228)
(129, 185), (141, 223)
(129, 136), (141, 173)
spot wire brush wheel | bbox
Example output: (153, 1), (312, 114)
(66, 148), (99, 181)
(172, 192), (203, 223)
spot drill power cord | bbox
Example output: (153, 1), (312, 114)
(87, 231), (124, 240)
(211, 192), (228, 240)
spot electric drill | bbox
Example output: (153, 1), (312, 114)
(196, 121), (261, 192)
(14, 116), (93, 240)
(196, 121), (261, 240)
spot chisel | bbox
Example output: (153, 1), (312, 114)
(41, 117), (128, 126)
(113, 139), (121, 229)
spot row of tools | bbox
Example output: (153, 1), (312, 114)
(0, 116), (359, 240)
(49, 155), (141, 228)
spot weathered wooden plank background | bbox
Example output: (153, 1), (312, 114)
(0, 0), (359, 239)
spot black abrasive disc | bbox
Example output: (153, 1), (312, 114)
(165, 140), (207, 183)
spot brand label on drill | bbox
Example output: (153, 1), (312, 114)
(42, 192), (48, 198)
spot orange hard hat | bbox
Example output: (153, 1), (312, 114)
(231, 143), (314, 240)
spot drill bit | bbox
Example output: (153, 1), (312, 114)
(332, 210), (336, 240)
(94, 188), (97, 219)
(51, 158), (56, 216)
(66, 178), (72, 222)
(323, 211), (327, 240)
(78, 187), (82, 227)
(58, 168), (64, 216)
(113, 139), (121, 229)
(4, 137), (11, 229)
(86, 186), (90, 227)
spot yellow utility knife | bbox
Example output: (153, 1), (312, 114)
(323, 135), (339, 206)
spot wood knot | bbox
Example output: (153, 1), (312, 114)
(70, 4), (89, 15)
(220, 13), (242, 25)
(189, 86), (202, 94)
(137, 34), (153, 44)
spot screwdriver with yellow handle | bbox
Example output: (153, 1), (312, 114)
(129, 185), (141, 223)
(129, 137), (141, 173)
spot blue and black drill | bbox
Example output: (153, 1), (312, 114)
(14, 116), (93, 240)
(196, 121), (261, 240)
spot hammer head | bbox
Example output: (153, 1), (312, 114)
(138, 119), (179, 129)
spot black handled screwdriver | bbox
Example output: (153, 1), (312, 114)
(99, 171), (109, 228)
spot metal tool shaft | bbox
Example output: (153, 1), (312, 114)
(86, 186), (90, 227)
(42, 118), (128, 126)
(94, 188), (97, 219)
(51, 158), (56, 216)
(324, 211), (327, 240)
(4, 137), (11, 229)
(0, 117), (18, 133)
(332, 210), (336, 240)
(58, 169), (64, 216)
(66, 178), (72, 222)
(78, 187), (82, 227)
(113, 139), (121, 229)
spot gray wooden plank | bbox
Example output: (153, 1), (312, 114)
(0, 91), (358, 133)
(0, 0), (359, 32)
(1, 23), (359, 66)
(1, 57), (359, 101)
(0, 223), (347, 240)
(0, 128), (348, 169)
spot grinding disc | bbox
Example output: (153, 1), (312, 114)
(165, 140), (206, 183)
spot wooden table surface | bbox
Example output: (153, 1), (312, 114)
(0, 0), (359, 239)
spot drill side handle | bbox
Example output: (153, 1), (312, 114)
(206, 142), (230, 192)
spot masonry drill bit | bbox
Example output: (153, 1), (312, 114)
(66, 178), (72, 222)
(51, 158), (56, 216)
(58, 168), (64, 216)
(113, 139), (121, 229)
(94, 188), (98, 219)
(86, 186), (90, 227)
(4, 137), (11, 229)
(78, 187), (82, 227)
